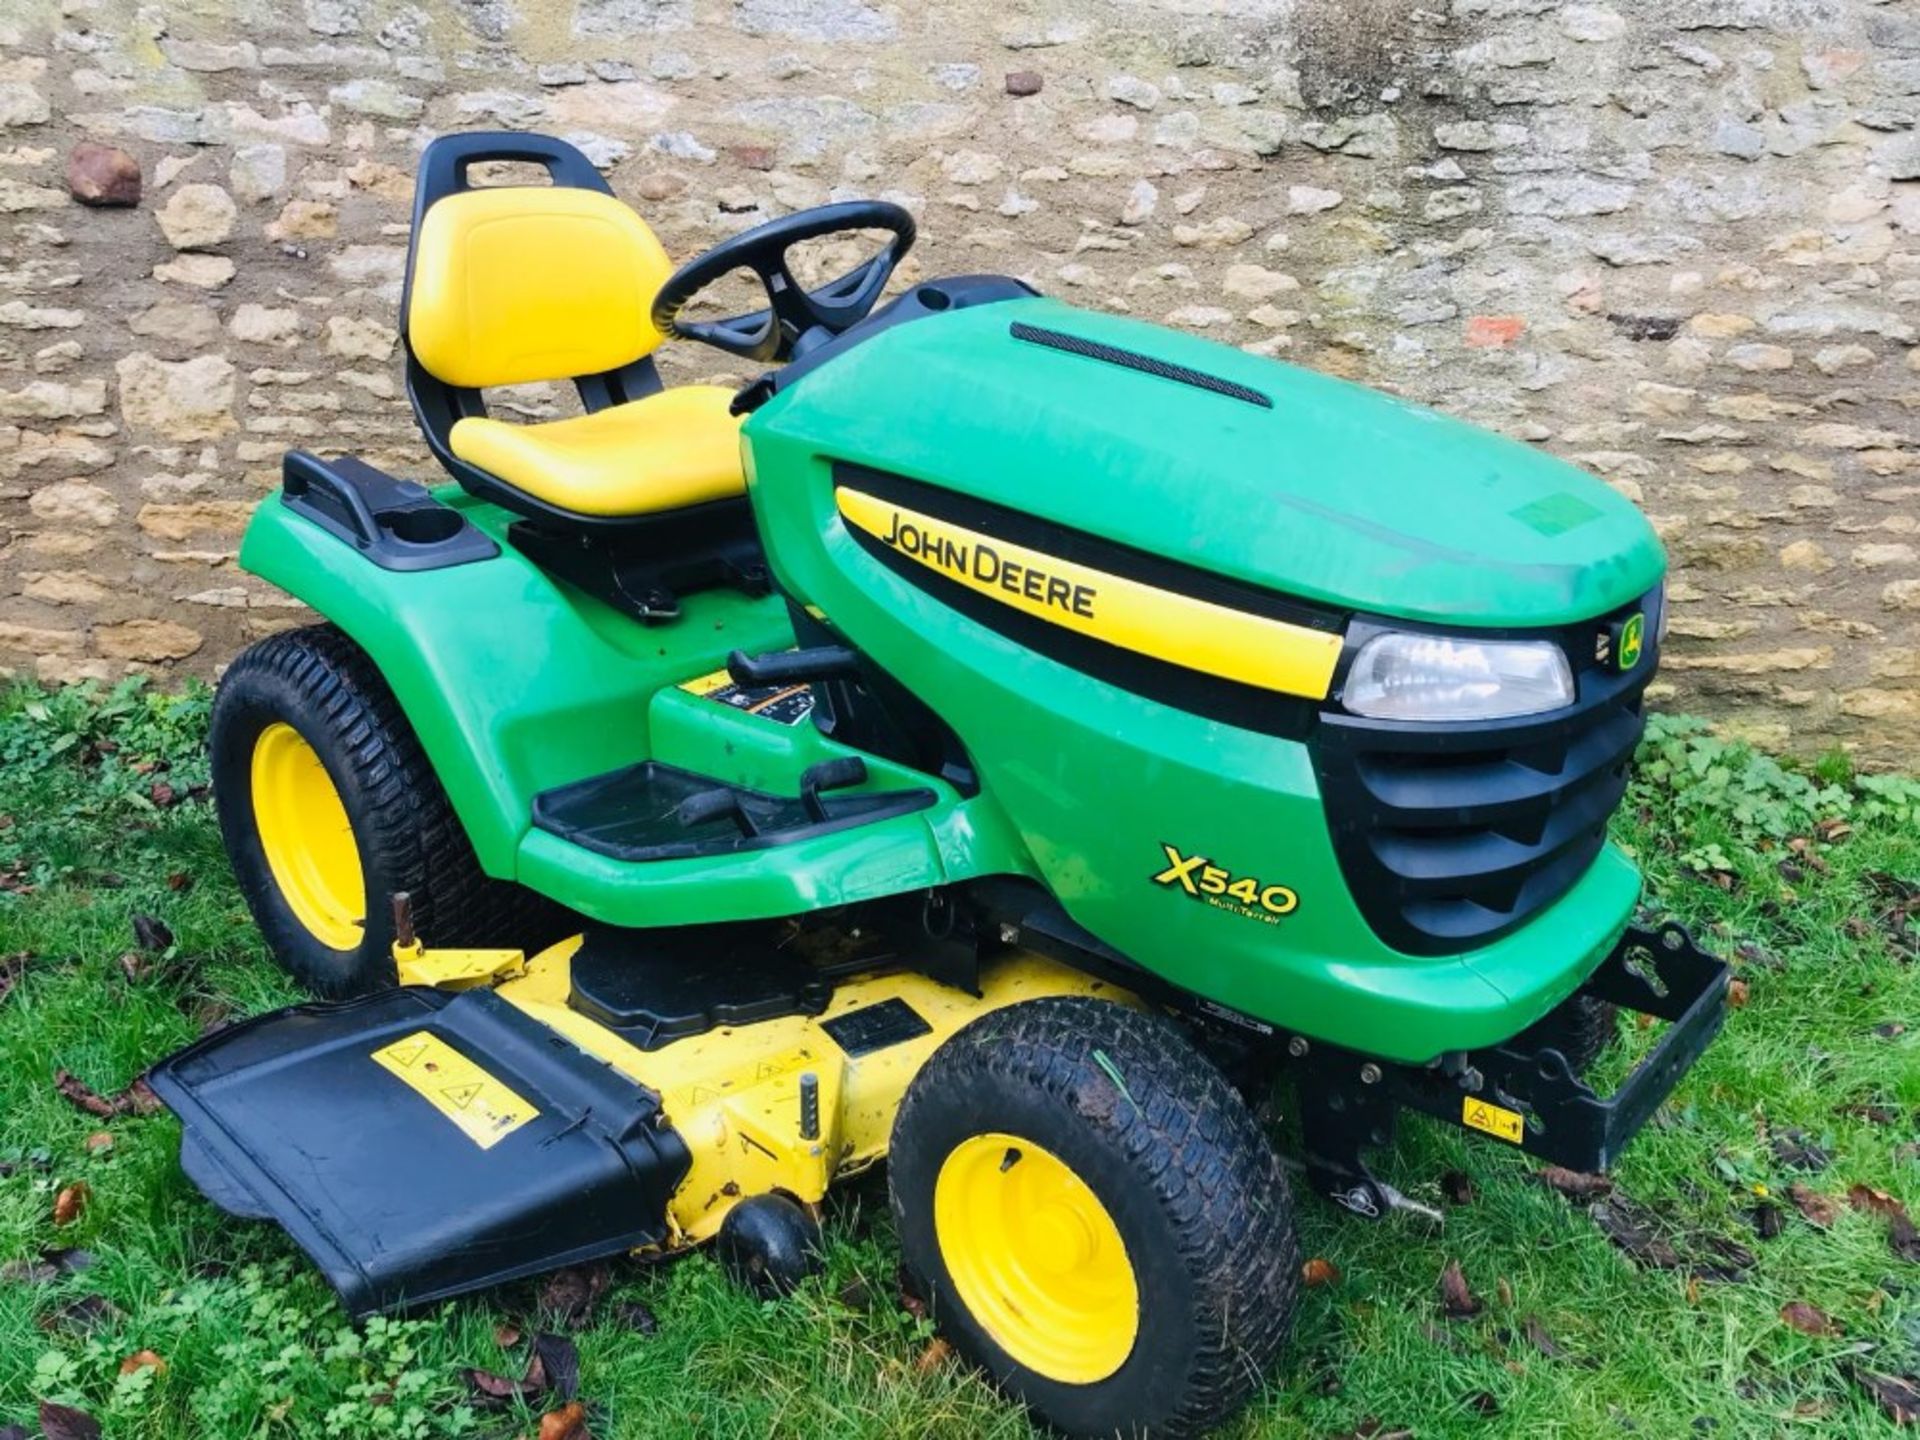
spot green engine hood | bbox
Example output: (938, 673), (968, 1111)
(751, 296), (1664, 627)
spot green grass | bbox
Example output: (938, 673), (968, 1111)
(0, 684), (1914, 1439)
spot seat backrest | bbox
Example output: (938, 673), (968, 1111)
(406, 183), (675, 391)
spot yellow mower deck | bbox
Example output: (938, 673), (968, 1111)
(152, 934), (1130, 1315)
(497, 938), (1128, 1245)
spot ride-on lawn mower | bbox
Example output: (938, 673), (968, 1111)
(150, 132), (1731, 1438)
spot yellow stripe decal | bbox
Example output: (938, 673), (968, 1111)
(370, 1031), (539, 1151)
(836, 488), (1343, 699)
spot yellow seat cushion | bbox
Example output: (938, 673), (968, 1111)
(449, 386), (747, 518)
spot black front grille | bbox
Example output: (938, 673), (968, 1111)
(1310, 603), (1657, 957)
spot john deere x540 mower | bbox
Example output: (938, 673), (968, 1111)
(150, 132), (1730, 1438)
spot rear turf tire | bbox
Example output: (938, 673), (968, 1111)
(211, 623), (557, 997)
(889, 995), (1300, 1440)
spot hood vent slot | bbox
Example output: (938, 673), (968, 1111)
(1009, 321), (1273, 409)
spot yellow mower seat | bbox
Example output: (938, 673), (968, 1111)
(406, 178), (748, 521)
(448, 387), (746, 519)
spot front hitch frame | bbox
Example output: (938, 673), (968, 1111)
(1288, 919), (1731, 1220)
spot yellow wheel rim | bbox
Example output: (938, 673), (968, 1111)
(933, 1132), (1140, 1384)
(251, 721), (366, 951)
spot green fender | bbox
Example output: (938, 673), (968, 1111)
(238, 494), (784, 876)
(240, 493), (1011, 925)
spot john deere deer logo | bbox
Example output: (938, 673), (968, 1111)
(1618, 612), (1645, 671)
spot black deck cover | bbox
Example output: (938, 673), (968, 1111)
(148, 986), (688, 1316)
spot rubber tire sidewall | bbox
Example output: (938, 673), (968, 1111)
(212, 662), (397, 998)
(896, 1087), (1204, 1430)
(890, 997), (1299, 1439)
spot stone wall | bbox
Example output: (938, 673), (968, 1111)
(0, 0), (1915, 763)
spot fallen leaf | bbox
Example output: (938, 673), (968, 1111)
(612, 1300), (658, 1335)
(149, 780), (177, 809)
(461, 1368), (529, 1409)
(1853, 1369), (1920, 1425)
(1771, 1129), (1830, 1172)
(1836, 1101), (1900, 1126)
(1692, 1234), (1756, 1282)
(1438, 1261), (1482, 1320)
(1523, 1314), (1563, 1359)
(1751, 1202), (1784, 1239)
(1439, 1170), (1475, 1205)
(5, 1247), (94, 1284)
(84, 1131), (113, 1156)
(37, 1403), (100, 1440)
(531, 1332), (580, 1402)
(1874, 1021), (1905, 1040)
(1727, 977), (1750, 1008)
(1302, 1257), (1341, 1288)
(895, 1266), (928, 1321)
(0, 951), (29, 1004)
(40, 1294), (122, 1333)
(493, 1323), (522, 1349)
(166, 871), (194, 893)
(52, 1181), (89, 1226)
(54, 1072), (117, 1119)
(1496, 1276), (1514, 1308)
(117, 952), (148, 983)
(914, 1337), (953, 1374)
(120, 1079), (161, 1117)
(1537, 1166), (1613, 1200)
(1848, 1185), (1920, 1262)
(1788, 1183), (1839, 1227)
(1590, 1200), (1683, 1270)
(119, 1349), (167, 1376)
(1847, 1184), (1907, 1222)
(537, 1402), (591, 1440)
(130, 914), (173, 953)
(53, 1071), (159, 1120)
(1779, 1301), (1839, 1338)
(538, 1264), (610, 1329)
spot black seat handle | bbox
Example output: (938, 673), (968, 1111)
(677, 788), (758, 838)
(414, 131), (612, 205)
(727, 645), (861, 688)
(799, 758), (867, 823)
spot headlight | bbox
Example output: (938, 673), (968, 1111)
(1343, 632), (1575, 721)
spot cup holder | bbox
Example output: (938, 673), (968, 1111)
(381, 506), (465, 546)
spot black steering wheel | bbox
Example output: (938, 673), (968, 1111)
(651, 200), (916, 364)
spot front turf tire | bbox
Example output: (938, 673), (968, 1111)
(1514, 994), (1620, 1076)
(211, 623), (555, 997)
(889, 995), (1300, 1440)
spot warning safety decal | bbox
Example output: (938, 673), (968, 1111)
(678, 668), (817, 727)
(370, 1031), (539, 1151)
(1461, 1095), (1525, 1146)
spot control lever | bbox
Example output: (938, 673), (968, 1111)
(798, 757), (867, 823)
(677, 787), (759, 838)
(727, 645), (861, 688)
